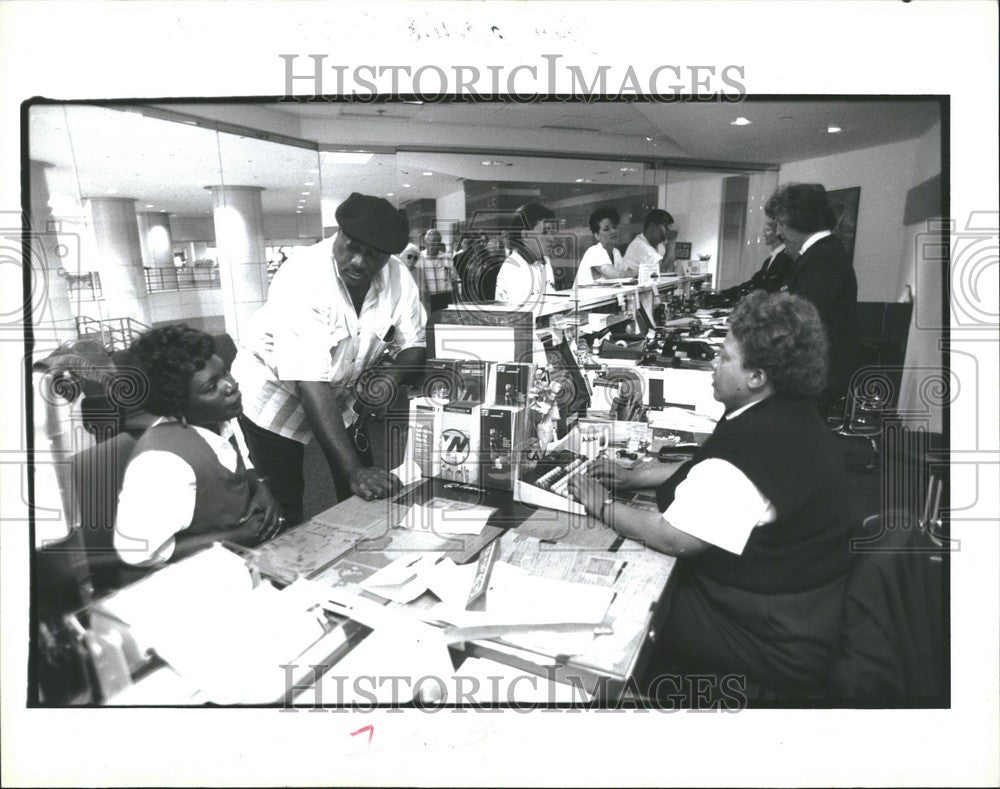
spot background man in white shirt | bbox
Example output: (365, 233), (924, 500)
(622, 208), (679, 276)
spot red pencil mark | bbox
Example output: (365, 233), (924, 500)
(350, 724), (374, 744)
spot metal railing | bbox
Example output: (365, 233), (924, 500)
(144, 266), (221, 293)
(67, 272), (103, 301)
(75, 316), (151, 353)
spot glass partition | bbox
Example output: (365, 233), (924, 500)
(27, 104), (323, 343)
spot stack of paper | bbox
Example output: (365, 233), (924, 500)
(96, 545), (339, 704)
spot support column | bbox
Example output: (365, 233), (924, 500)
(87, 196), (152, 327)
(27, 159), (77, 343)
(136, 211), (175, 267)
(210, 185), (267, 343)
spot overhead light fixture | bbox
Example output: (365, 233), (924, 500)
(422, 171), (433, 176)
(619, 167), (638, 172)
(402, 183), (411, 188)
(321, 151), (374, 165)
(730, 117), (752, 126)
(145, 204), (154, 208)
(304, 181), (315, 186)
(301, 191), (310, 195)
(827, 125), (842, 133)
(308, 168), (320, 174)
(386, 192), (394, 197)
(645, 136), (653, 141)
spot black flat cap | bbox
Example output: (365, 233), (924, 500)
(335, 192), (410, 254)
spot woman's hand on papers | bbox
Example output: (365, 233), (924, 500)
(350, 467), (402, 501)
(240, 481), (283, 543)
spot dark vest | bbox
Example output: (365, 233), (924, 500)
(131, 422), (252, 538)
(656, 394), (855, 593)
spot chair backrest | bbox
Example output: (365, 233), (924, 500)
(828, 509), (947, 703)
(69, 431), (139, 593)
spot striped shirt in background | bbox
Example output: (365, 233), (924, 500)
(415, 251), (455, 297)
(232, 234), (426, 443)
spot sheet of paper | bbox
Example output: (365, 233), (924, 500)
(425, 561), (614, 629)
(647, 406), (719, 433)
(358, 551), (445, 603)
(391, 455), (423, 486)
(421, 557), (479, 608)
(399, 499), (494, 536)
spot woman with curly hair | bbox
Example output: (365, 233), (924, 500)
(114, 325), (282, 569)
(569, 292), (856, 699)
(765, 182), (857, 409)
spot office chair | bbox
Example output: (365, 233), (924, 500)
(828, 475), (947, 704)
(828, 366), (895, 472)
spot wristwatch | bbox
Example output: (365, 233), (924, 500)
(599, 496), (615, 522)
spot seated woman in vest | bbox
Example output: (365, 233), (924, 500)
(114, 325), (282, 569)
(569, 291), (855, 698)
(574, 206), (630, 287)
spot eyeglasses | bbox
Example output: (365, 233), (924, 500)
(350, 413), (371, 453)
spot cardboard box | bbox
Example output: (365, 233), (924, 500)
(493, 362), (533, 407)
(439, 402), (482, 485)
(456, 359), (494, 404)
(480, 405), (527, 491)
(409, 397), (444, 478)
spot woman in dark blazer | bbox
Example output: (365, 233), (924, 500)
(766, 183), (858, 409)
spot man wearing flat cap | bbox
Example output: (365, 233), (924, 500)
(233, 193), (426, 523)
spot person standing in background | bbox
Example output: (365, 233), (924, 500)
(494, 203), (558, 307)
(415, 228), (456, 313)
(765, 183), (857, 412)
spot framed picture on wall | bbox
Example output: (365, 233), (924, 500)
(673, 241), (692, 260)
(827, 186), (861, 267)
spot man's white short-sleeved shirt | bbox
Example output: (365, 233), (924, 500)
(232, 234), (426, 442)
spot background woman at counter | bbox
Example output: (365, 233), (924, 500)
(574, 205), (630, 287)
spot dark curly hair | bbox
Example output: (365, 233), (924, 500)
(764, 183), (838, 234)
(728, 291), (829, 398)
(589, 206), (621, 233)
(126, 324), (216, 417)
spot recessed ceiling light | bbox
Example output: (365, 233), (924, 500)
(386, 192), (394, 197)
(730, 117), (752, 126)
(827, 125), (842, 133)
(422, 171), (433, 176)
(402, 183), (411, 188)
(308, 168), (320, 174)
(619, 167), (638, 172)
(145, 204), (154, 208)
(301, 191), (310, 195)
(645, 136), (653, 142)
(304, 181), (315, 186)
